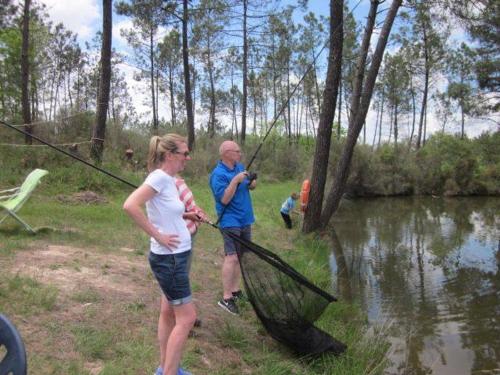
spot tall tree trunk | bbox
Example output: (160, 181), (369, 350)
(91, 0), (112, 163)
(319, 0), (402, 228)
(408, 76), (416, 147)
(388, 104), (393, 143)
(423, 102), (427, 145)
(394, 102), (398, 147)
(253, 79), (257, 136)
(460, 98), (465, 138)
(302, 0), (343, 233)
(286, 59), (292, 143)
(149, 27), (158, 133)
(207, 37), (216, 138)
(271, 37), (277, 119)
(169, 65), (176, 127)
(230, 67), (236, 138)
(372, 102), (380, 148)
(264, 76), (268, 132)
(378, 90), (384, 147)
(156, 67), (160, 124)
(21, 0), (32, 144)
(182, 0), (195, 149)
(337, 80), (342, 137)
(241, 0), (248, 144)
(312, 49), (322, 113)
(31, 78), (37, 121)
(67, 72), (73, 109)
(416, 25), (429, 149)
(377, 88), (385, 147)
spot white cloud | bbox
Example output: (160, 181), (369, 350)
(113, 19), (134, 48)
(40, 0), (100, 40)
(117, 62), (170, 122)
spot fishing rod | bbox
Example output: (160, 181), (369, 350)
(0, 116), (336, 298)
(1, 0), (360, 197)
(244, 41), (327, 171)
(0, 119), (138, 189)
(244, 0), (364, 170)
(0, 33), (330, 226)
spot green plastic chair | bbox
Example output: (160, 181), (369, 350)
(0, 169), (48, 234)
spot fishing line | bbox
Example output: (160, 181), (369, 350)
(0, 119), (138, 189)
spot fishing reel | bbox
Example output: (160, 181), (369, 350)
(247, 172), (258, 182)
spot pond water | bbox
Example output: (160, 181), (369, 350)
(329, 197), (499, 375)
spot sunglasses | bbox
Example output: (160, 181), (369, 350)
(174, 151), (190, 157)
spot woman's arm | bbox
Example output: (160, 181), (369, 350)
(123, 184), (180, 250)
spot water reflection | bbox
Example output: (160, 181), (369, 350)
(329, 197), (500, 375)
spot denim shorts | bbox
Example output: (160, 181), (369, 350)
(221, 226), (251, 256)
(149, 250), (192, 306)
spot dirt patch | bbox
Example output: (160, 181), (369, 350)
(56, 191), (107, 205)
(7, 243), (277, 374)
(11, 245), (150, 298)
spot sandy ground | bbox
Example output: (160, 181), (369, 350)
(7, 243), (270, 374)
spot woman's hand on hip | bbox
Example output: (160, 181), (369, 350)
(156, 233), (180, 251)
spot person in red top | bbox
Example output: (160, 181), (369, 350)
(155, 177), (209, 375)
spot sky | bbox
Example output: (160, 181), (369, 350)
(37, 0), (497, 140)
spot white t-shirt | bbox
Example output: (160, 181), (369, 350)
(144, 169), (191, 255)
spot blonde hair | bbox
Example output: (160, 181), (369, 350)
(147, 133), (187, 172)
(291, 192), (299, 200)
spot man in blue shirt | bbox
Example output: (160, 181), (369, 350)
(210, 140), (257, 315)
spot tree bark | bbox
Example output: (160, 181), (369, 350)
(416, 24), (429, 149)
(409, 76), (416, 147)
(183, 0), (195, 149)
(286, 59), (292, 143)
(337, 79), (342, 137)
(169, 65), (176, 127)
(150, 27), (158, 133)
(21, 0), (32, 144)
(91, 0), (112, 163)
(394, 102), (398, 147)
(302, 0), (343, 233)
(320, 0), (402, 228)
(207, 36), (216, 138)
(241, 0), (248, 144)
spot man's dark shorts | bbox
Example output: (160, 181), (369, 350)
(221, 225), (252, 256)
(149, 250), (192, 306)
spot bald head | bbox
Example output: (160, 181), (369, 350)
(219, 140), (239, 156)
(219, 140), (241, 166)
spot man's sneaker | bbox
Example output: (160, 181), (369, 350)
(218, 297), (239, 315)
(232, 290), (246, 301)
(154, 367), (163, 375)
(177, 368), (192, 375)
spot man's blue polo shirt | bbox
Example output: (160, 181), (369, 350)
(209, 161), (255, 228)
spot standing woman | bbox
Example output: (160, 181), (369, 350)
(123, 134), (195, 375)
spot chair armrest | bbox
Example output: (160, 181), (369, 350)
(0, 187), (20, 201)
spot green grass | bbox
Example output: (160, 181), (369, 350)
(71, 288), (101, 304)
(217, 320), (250, 350)
(0, 274), (58, 315)
(72, 325), (114, 360)
(0, 170), (390, 374)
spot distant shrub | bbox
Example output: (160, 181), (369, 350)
(416, 133), (481, 195)
(1, 116), (498, 197)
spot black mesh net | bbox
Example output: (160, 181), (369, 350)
(224, 230), (347, 356)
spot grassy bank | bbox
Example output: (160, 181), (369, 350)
(0, 171), (389, 374)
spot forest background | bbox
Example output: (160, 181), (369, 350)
(0, 0), (498, 229)
(0, 1), (498, 373)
